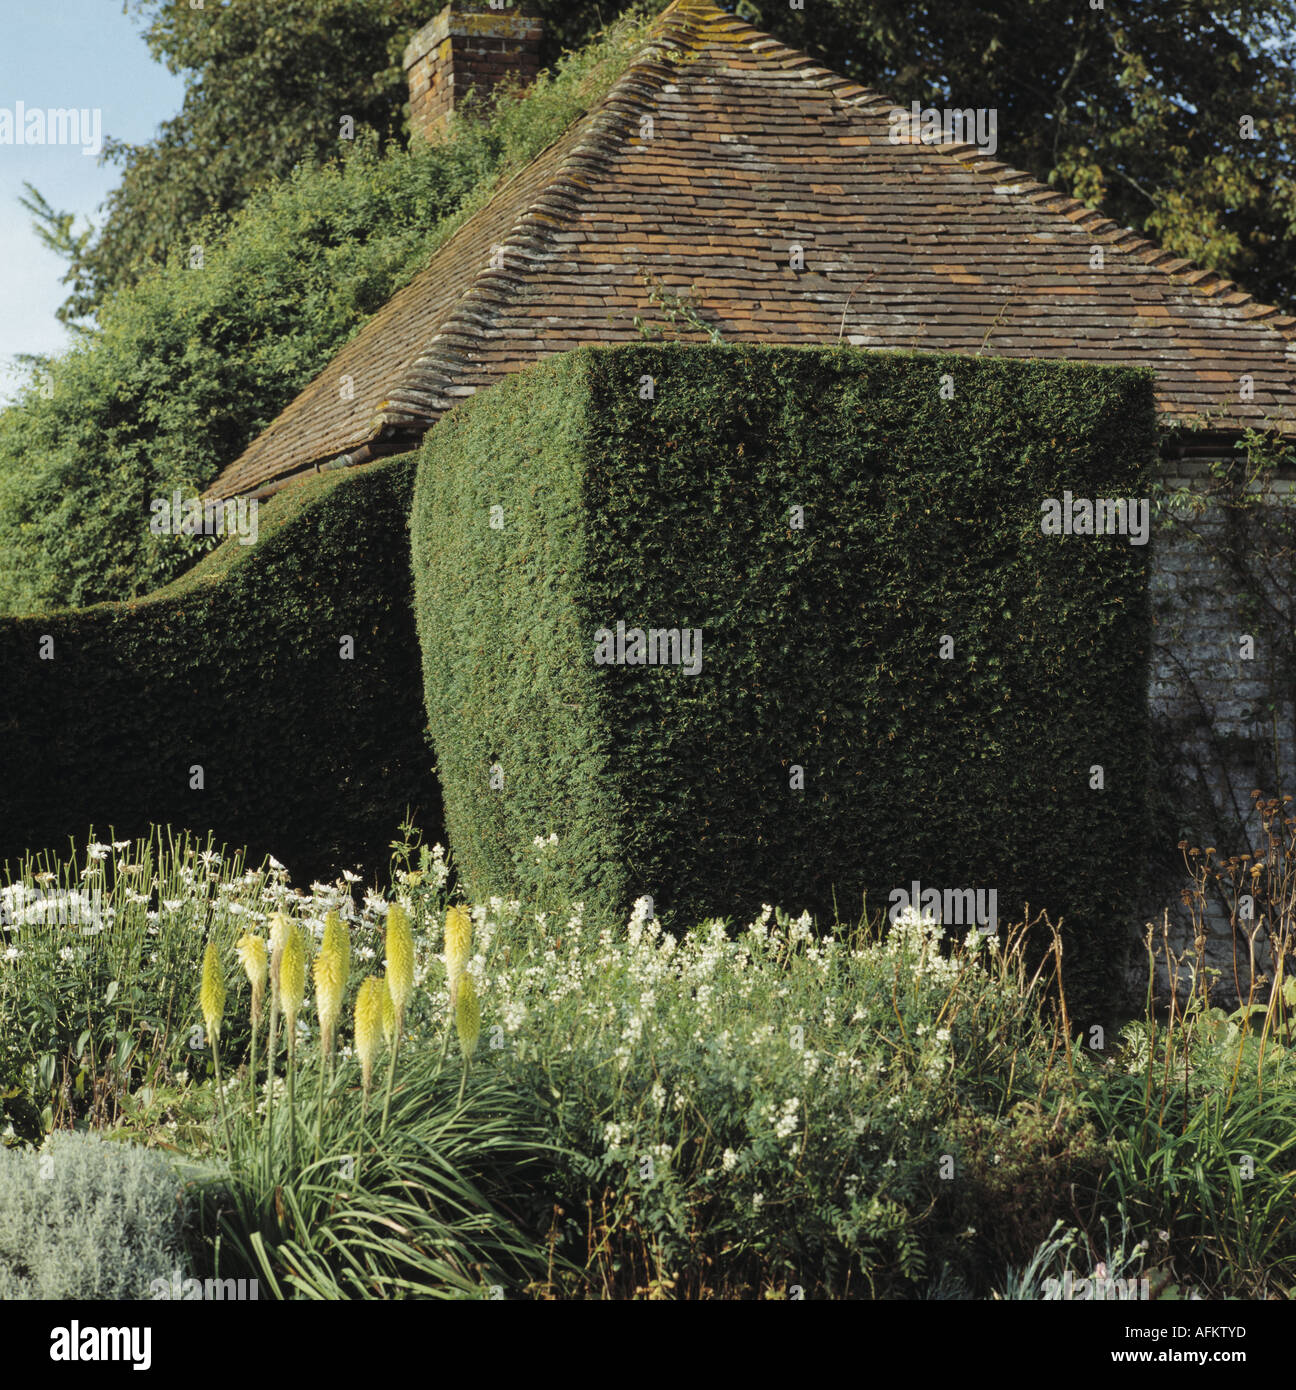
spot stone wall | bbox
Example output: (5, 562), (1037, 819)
(1141, 454), (1296, 1002)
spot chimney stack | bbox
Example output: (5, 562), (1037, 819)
(404, 2), (543, 144)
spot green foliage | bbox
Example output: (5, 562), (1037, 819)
(0, 831), (321, 1143)
(57, 0), (663, 322)
(192, 1052), (559, 1299)
(943, 1098), (1111, 1273)
(0, 1130), (192, 1299)
(1089, 1017), (1296, 1298)
(411, 343), (1156, 1009)
(471, 897), (1072, 1297)
(0, 13), (651, 614)
(8, 833), (1296, 1299)
(0, 455), (439, 882)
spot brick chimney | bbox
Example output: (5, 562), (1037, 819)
(404, 2), (543, 144)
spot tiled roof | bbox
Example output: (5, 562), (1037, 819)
(209, 0), (1296, 498)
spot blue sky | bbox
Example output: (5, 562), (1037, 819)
(0, 1), (186, 404)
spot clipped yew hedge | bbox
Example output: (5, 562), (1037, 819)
(0, 454), (438, 884)
(412, 344), (1156, 1008)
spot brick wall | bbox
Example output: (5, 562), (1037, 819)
(403, 2), (543, 144)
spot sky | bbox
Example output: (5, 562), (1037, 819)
(0, 1), (186, 404)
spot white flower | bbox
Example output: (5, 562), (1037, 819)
(627, 896), (655, 946)
(774, 1098), (800, 1141)
(722, 1148), (739, 1172)
(112, 840), (131, 851)
(86, 843), (110, 861)
(59, 947), (75, 963)
(650, 1081), (666, 1112)
(2, 947), (19, 962)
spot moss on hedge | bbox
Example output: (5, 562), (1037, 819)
(0, 454), (438, 883)
(412, 343), (1155, 1007)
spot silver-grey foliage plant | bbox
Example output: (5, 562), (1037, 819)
(0, 1131), (191, 1299)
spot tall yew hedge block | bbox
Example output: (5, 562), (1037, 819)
(412, 344), (1156, 1004)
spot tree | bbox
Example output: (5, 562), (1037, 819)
(38, 0), (664, 325)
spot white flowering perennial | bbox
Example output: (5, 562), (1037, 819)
(2, 826), (1045, 1294)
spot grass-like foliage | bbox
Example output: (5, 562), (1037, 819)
(191, 1055), (558, 1300)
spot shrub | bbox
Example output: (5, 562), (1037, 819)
(0, 455), (438, 883)
(411, 342), (1156, 1008)
(942, 1097), (1111, 1272)
(0, 1130), (191, 1299)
